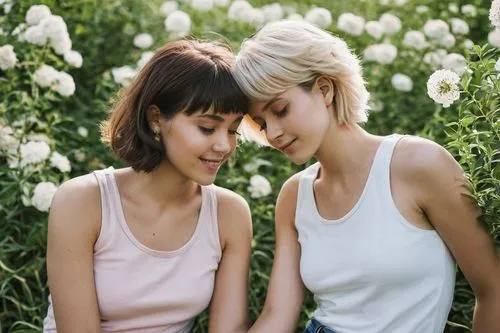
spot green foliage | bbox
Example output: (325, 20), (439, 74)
(437, 45), (499, 328)
(0, 0), (498, 332)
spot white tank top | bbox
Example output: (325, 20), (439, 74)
(296, 134), (456, 333)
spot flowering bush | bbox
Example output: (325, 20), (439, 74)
(0, 0), (498, 332)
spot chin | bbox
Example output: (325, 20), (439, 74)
(193, 174), (217, 186)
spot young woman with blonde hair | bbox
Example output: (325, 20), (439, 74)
(234, 20), (500, 333)
(44, 40), (252, 333)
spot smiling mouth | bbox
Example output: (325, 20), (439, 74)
(278, 139), (296, 151)
(199, 157), (224, 171)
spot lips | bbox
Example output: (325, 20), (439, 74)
(199, 157), (224, 173)
(277, 139), (296, 152)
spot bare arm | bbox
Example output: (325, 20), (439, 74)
(408, 138), (500, 333)
(249, 175), (306, 333)
(46, 175), (102, 332)
(208, 188), (253, 333)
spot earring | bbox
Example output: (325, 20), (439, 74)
(152, 127), (161, 142)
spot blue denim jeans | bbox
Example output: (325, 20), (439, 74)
(303, 318), (337, 333)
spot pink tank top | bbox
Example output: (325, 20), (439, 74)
(44, 167), (222, 332)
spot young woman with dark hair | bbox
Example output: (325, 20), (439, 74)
(43, 40), (252, 333)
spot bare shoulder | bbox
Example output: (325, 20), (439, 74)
(393, 135), (463, 181)
(213, 185), (251, 218)
(213, 186), (252, 247)
(278, 170), (303, 202)
(49, 172), (102, 240)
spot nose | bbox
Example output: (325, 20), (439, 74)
(212, 132), (232, 155)
(266, 120), (284, 146)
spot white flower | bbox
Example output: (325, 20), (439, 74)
(111, 66), (137, 86)
(165, 10), (191, 37)
(0, 44), (17, 70)
(462, 39), (474, 49)
(439, 33), (456, 48)
(379, 13), (402, 35)
(247, 175), (272, 198)
(488, 29), (500, 48)
(368, 98), (384, 112)
(423, 19), (449, 40)
(424, 51), (442, 68)
(441, 53), (467, 75)
(304, 7), (332, 29)
(393, 0), (409, 6)
(228, 0), (253, 21)
(51, 151), (71, 172)
(32, 182), (58, 212)
(416, 5), (429, 14)
(63, 50), (83, 68)
(191, 0), (214, 11)
(74, 149), (86, 162)
(0, 126), (19, 151)
(245, 8), (266, 28)
(2, 0), (13, 14)
(490, 0), (500, 29)
(160, 1), (178, 16)
(50, 32), (72, 55)
(137, 51), (154, 69)
(243, 158), (273, 172)
(20, 141), (50, 166)
(391, 73), (413, 92)
(337, 13), (365, 36)
(461, 5), (477, 17)
(365, 21), (384, 39)
(495, 59), (500, 71)
(427, 69), (461, 108)
(263, 3), (284, 22)
(403, 30), (427, 50)
(287, 13), (303, 21)
(448, 3), (459, 13)
(0, 27), (5, 35)
(133, 33), (153, 49)
(53, 71), (76, 97)
(450, 18), (469, 35)
(363, 43), (397, 64)
(77, 126), (88, 137)
(23, 25), (48, 45)
(12, 23), (27, 36)
(34, 64), (59, 87)
(26, 4), (52, 25)
(214, 0), (230, 6)
(40, 15), (68, 41)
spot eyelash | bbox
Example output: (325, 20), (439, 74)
(198, 127), (240, 136)
(258, 106), (288, 131)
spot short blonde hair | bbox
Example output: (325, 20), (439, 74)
(234, 20), (369, 144)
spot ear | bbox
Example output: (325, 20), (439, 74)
(146, 105), (162, 132)
(315, 76), (335, 107)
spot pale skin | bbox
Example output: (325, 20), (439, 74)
(46, 109), (252, 333)
(247, 77), (500, 333)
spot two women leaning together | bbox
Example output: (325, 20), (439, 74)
(43, 20), (500, 333)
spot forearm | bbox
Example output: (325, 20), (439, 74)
(472, 292), (500, 333)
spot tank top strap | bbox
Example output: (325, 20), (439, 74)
(92, 167), (119, 251)
(367, 134), (405, 198)
(295, 162), (321, 226)
(201, 184), (222, 259)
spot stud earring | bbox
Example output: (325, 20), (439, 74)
(154, 130), (161, 142)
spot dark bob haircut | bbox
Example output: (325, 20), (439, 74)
(101, 40), (249, 172)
